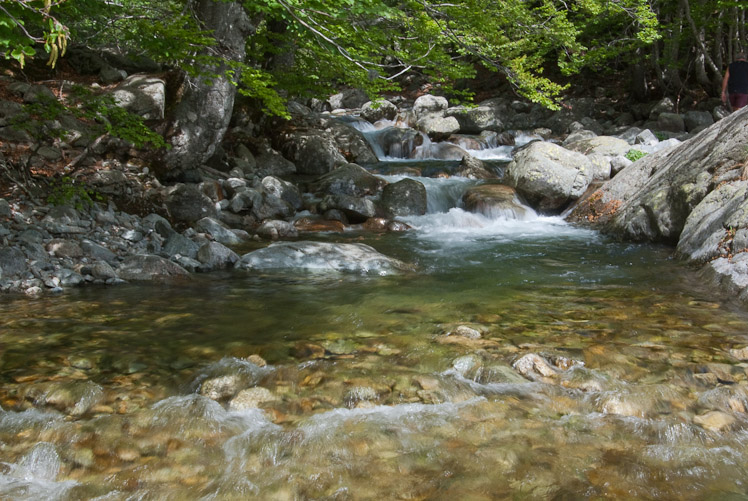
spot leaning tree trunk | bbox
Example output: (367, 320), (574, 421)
(159, 0), (253, 180)
(681, 0), (721, 86)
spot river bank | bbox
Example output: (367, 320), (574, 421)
(1, 68), (735, 297)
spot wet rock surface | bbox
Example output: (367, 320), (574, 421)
(506, 141), (594, 211)
(236, 241), (412, 274)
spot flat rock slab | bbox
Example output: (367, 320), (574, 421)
(236, 241), (412, 275)
(118, 254), (190, 281)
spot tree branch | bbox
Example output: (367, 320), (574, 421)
(681, 0), (721, 76)
(275, 0), (428, 80)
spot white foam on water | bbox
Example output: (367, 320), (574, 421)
(295, 397), (485, 442)
(0, 407), (63, 433)
(402, 208), (597, 246)
(378, 175), (598, 247)
(467, 146), (514, 161)
(0, 442), (77, 501)
(442, 368), (544, 396)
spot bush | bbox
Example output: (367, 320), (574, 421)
(625, 149), (648, 162)
(47, 176), (103, 211)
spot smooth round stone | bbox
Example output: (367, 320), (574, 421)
(229, 387), (279, 410)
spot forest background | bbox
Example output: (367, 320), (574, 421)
(0, 0), (746, 159)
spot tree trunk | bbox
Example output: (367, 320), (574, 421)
(652, 40), (668, 93)
(664, 13), (684, 93)
(681, 0), (721, 79)
(714, 9), (723, 70)
(159, 0), (253, 181)
(629, 52), (649, 102)
(695, 51), (710, 90)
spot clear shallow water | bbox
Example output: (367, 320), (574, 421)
(2, 184), (748, 499)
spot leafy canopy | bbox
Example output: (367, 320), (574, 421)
(1, 0), (662, 111)
(0, 0), (69, 68)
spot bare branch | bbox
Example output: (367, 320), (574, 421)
(276, 0), (429, 80)
(0, 3), (44, 43)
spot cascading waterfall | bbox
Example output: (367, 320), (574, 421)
(364, 116), (567, 242)
(340, 114), (520, 162)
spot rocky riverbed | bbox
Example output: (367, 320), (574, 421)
(2, 253), (748, 499)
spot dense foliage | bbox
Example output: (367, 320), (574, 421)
(0, 0), (746, 110)
(0, 0), (69, 68)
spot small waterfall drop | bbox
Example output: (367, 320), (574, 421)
(336, 114), (519, 162)
(379, 175), (477, 214)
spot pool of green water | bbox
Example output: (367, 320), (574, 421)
(1, 219), (748, 500)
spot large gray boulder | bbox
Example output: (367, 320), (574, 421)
(366, 127), (422, 159)
(253, 139), (297, 177)
(380, 178), (427, 217)
(118, 255), (190, 281)
(684, 111), (714, 133)
(162, 233), (200, 259)
(194, 217), (245, 246)
(319, 194), (377, 223)
(236, 241), (411, 274)
(256, 219), (298, 240)
(361, 100), (398, 123)
(676, 181), (748, 262)
(567, 107), (748, 299)
(165, 184), (218, 224)
(564, 136), (633, 181)
(328, 89), (369, 110)
(569, 108), (748, 244)
(197, 242), (239, 270)
(82, 239), (118, 263)
(261, 176), (302, 210)
(564, 136), (632, 158)
(505, 141), (594, 212)
(0, 247), (27, 277)
(413, 94), (459, 140)
(276, 128), (347, 175)
(455, 155), (498, 180)
(446, 104), (504, 133)
(413, 94), (449, 116)
(416, 115), (460, 140)
(323, 119), (378, 165)
(657, 112), (685, 133)
(111, 75), (166, 120)
(312, 163), (387, 198)
(702, 253), (748, 302)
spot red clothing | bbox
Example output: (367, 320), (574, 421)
(730, 93), (748, 110)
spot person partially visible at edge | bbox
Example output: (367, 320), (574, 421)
(722, 52), (748, 111)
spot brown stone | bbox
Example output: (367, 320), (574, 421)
(694, 410), (736, 432)
(291, 342), (326, 359)
(294, 217), (345, 233)
(413, 375), (440, 391)
(462, 184), (530, 219)
(361, 218), (389, 231)
(246, 354), (267, 367)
